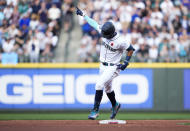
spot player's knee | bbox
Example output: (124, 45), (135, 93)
(105, 88), (113, 93)
(95, 83), (104, 90)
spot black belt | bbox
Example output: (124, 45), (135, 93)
(102, 62), (115, 66)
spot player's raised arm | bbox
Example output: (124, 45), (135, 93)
(76, 7), (100, 32)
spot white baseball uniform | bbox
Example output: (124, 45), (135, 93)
(83, 15), (130, 93)
(95, 30), (130, 93)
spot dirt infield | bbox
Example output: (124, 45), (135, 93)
(0, 120), (190, 131)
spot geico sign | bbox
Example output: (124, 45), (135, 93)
(0, 74), (149, 104)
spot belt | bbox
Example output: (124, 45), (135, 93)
(102, 62), (115, 66)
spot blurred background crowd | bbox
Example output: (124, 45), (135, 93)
(0, 0), (62, 63)
(77, 0), (190, 63)
(0, 0), (190, 63)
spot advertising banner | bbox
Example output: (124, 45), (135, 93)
(0, 68), (153, 109)
(184, 69), (190, 109)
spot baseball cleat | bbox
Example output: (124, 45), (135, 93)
(110, 102), (121, 119)
(88, 110), (99, 120)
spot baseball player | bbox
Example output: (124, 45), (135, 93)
(76, 7), (135, 120)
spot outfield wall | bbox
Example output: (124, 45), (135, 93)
(0, 63), (190, 111)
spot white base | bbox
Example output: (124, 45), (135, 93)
(99, 119), (126, 124)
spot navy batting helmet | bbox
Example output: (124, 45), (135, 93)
(101, 22), (117, 39)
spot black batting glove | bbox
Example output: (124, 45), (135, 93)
(76, 7), (83, 16)
(117, 61), (129, 71)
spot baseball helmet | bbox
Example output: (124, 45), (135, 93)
(101, 22), (117, 39)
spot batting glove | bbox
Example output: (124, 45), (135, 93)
(76, 7), (83, 16)
(117, 61), (129, 71)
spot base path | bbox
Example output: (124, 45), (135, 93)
(0, 120), (190, 131)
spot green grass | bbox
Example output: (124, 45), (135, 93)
(0, 112), (190, 120)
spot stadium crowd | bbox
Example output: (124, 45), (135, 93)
(77, 0), (190, 63)
(0, 0), (62, 63)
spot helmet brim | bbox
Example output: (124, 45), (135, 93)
(101, 31), (117, 39)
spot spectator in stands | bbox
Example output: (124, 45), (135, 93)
(18, 0), (29, 15)
(11, 6), (20, 25)
(19, 13), (30, 29)
(169, 45), (179, 62)
(149, 44), (158, 62)
(119, 1), (132, 29)
(136, 43), (149, 62)
(160, 0), (174, 15)
(149, 7), (163, 29)
(3, 4), (13, 20)
(8, 24), (19, 38)
(178, 36), (189, 62)
(158, 38), (170, 62)
(48, 4), (61, 21)
(29, 14), (39, 31)
(6, 0), (17, 6)
(15, 30), (24, 48)
(2, 37), (15, 53)
(172, 15), (182, 34)
(27, 36), (40, 62)
(31, 0), (41, 15)
(40, 30), (54, 62)
(38, 1), (48, 23)
(34, 28), (45, 53)
(0, 8), (5, 26)
(37, 20), (47, 33)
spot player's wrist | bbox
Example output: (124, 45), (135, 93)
(125, 56), (131, 61)
(124, 60), (129, 64)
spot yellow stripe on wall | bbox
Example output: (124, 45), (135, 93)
(129, 63), (190, 68)
(0, 63), (190, 68)
(0, 63), (99, 68)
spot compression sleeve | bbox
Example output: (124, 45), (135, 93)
(126, 45), (135, 51)
(84, 15), (100, 31)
